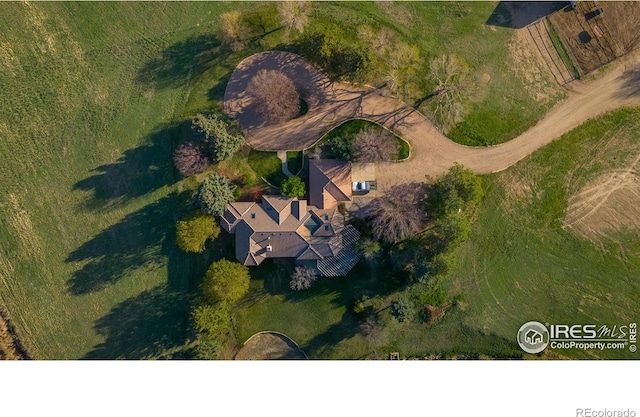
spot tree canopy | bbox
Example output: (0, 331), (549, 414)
(353, 126), (398, 163)
(176, 211), (220, 253)
(202, 259), (250, 304)
(366, 182), (427, 242)
(278, 1), (312, 34)
(427, 55), (478, 133)
(197, 173), (237, 217)
(219, 11), (249, 51)
(426, 163), (483, 218)
(280, 175), (306, 198)
(173, 141), (210, 177)
(192, 113), (244, 162)
(246, 69), (301, 125)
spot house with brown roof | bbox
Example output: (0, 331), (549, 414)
(221, 159), (361, 277)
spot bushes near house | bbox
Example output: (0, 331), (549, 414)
(197, 173), (237, 217)
(289, 266), (317, 291)
(202, 259), (250, 304)
(280, 175), (306, 198)
(192, 113), (244, 162)
(175, 211), (220, 253)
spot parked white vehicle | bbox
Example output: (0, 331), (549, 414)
(352, 181), (370, 192)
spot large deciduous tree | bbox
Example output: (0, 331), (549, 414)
(353, 126), (398, 163)
(366, 182), (427, 242)
(246, 69), (301, 125)
(173, 141), (210, 177)
(191, 113), (244, 162)
(202, 259), (250, 304)
(219, 11), (249, 51)
(197, 173), (237, 217)
(176, 211), (220, 253)
(427, 55), (478, 133)
(278, 1), (312, 35)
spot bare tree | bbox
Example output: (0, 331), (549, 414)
(382, 42), (422, 100)
(219, 11), (249, 51)
(290, 266), (317, 291)
(173, 142), (210, 177)
(366, 182), (427, 242)
(246, 69), (301, 124)
(353, 126), (398, 162)
(427, 55), (478, 133)
(278, 1), (312, 34)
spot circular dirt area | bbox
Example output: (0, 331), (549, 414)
(234, 331), (308, 360)
(564, 169), (640, 245)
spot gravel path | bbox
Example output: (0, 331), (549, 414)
(224, 49), (640, 189)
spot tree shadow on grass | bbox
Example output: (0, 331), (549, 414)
(136, 34), (230, 90)
(65, 191), (193, 294)
(73, 121), (190, 208)
(82, 284), (189, 359)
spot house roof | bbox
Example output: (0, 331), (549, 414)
(309, 159), (352, 209)
(223, 159), (357, 270)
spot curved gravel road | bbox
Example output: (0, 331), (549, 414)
(224, 50), (640, 188)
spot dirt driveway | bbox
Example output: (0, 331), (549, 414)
(224, 49), (640, 190)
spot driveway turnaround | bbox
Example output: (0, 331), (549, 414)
(224, 50), (640, 188)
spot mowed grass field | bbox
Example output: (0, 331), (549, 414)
(0, 2), (246, 359)
(234, 109), (640, 360)
(0, 2), (568, 359)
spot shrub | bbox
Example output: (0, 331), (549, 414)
(356, 238), (381, 263)
(192, 113), (244, 162)
(289, 266), (317, 291)
(202, 259), (250, 304)
(246, 69), (300, 125)
(280, 175), (306, 198)
(197, 173), (237, 217)
(173, 142), (210, 177)
(353, 127), (398, 163)
(192, 303), (231, 337)
(175, 211), (220, 253)
(391, 296), (415, 322)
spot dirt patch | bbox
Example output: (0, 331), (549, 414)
(508, 28), (564, 103)
(564, 154), (640, 248)
(421, 302), (454, 326)
(234, 331), (307, 360)
(0, 307), (29, 360)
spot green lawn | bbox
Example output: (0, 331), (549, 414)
(233, 108), (640, 359)
(0, 1), (586, 359)
(0, 1), (248, 359)
(247, 150), (287, 187)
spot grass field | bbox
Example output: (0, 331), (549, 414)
(234, 108), (640, 359)
(0, 2), (575, 359)
(0, 2), (247, 359)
